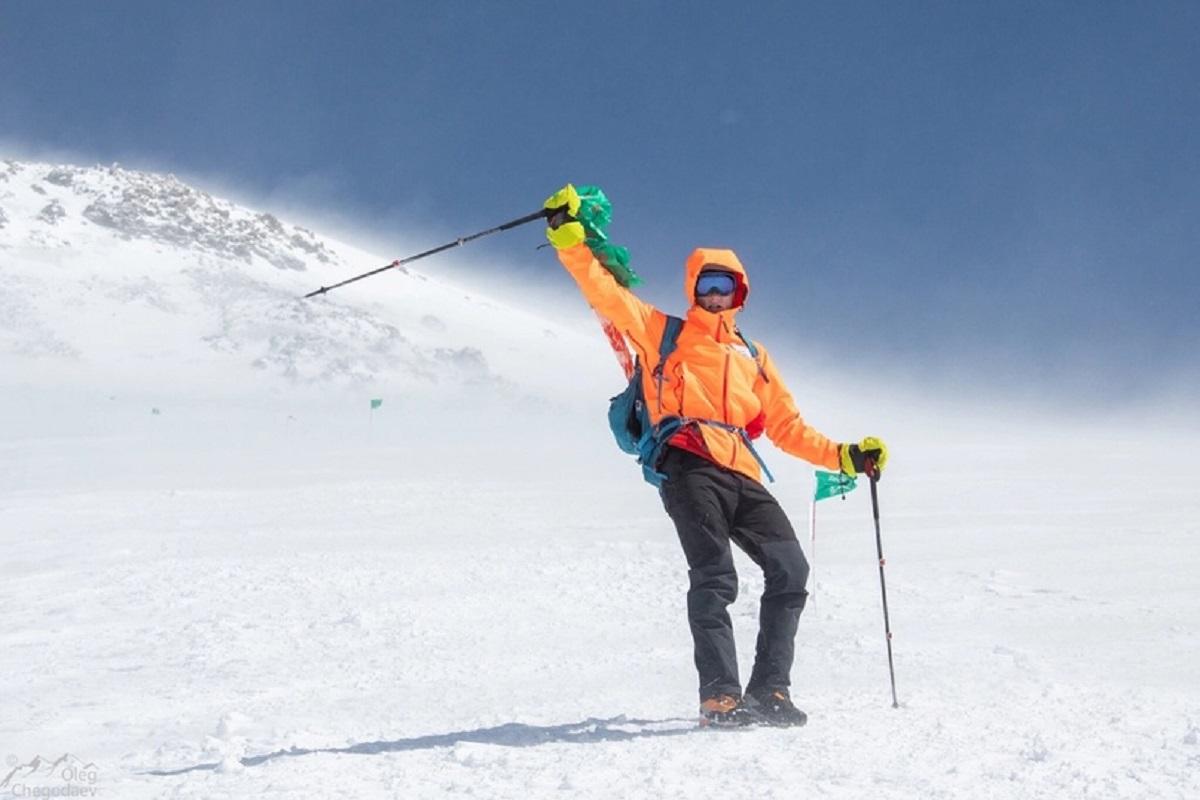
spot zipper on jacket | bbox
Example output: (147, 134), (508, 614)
(721, 350), (730, 422)
(675, 362), (684, 418)
(722, 350), (739, 469)
(626, 328), (654, 412)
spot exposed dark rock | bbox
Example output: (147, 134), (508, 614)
(77, 166), (338, 271)
(44, 168), (75, 187)
(38, 200), (66, 225)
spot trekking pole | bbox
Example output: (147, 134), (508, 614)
(303, 209), (549, 299)
(807, 490), (818, 605)
(867, 459), (900, 708)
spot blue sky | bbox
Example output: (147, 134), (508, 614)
(2, 1), (1197, 405)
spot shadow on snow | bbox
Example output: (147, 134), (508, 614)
(144, 715), (700, 776)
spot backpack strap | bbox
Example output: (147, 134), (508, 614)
(653, 315), (684, 414)
(642, 416), (775, 485)
(735, 327), (769, 383)
(655, 315), (685, 368)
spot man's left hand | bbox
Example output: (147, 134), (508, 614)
(839, 436), (888, 478)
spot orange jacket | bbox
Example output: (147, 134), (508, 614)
(557, 243), (841, 482)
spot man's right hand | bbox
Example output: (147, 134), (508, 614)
(543, 184), (586, 249)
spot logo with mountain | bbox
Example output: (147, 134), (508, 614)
(1, 753), (99, 788)
(726, 343), (755, 361)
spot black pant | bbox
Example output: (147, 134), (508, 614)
(659, 447), (810, 701)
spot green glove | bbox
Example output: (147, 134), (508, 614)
(839, 436), (888, 478)
(543, 184), (586, 249)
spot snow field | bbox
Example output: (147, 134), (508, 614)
(3, 160), (1197, 798)
(2, 407), (1198, 799)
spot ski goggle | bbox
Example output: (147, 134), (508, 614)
(695, 271), (738, 297)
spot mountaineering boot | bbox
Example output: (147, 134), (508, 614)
(746, 689), (808, 727)
(699, 694), (756, 728)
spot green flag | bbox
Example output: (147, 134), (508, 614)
(370, 398), (383, 410)
(574, 185), (642, 288)
(814, 470), (857, 502)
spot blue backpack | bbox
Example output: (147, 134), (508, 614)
(607, 316), (684, 486)
(607, 316), (774, 487)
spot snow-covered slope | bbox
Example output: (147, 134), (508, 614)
(0, 159), (608, 404)
(2, 160), (1197, 800)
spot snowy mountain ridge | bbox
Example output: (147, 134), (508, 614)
(0, 159), (606, 402)
(3, 159), (336, 272)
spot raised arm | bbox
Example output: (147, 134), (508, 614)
(555, 243), (659, 349)
(544, 184), (660, 352)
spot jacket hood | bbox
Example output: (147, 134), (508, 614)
(684, 248), (750, 309)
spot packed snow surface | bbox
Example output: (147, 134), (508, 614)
(2, 161), (1197, 798)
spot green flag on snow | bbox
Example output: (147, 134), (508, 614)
(814, 470), (857, 502)
(370, 398), (383, 410)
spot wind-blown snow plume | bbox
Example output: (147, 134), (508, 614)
(0, 159), (608, 406)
